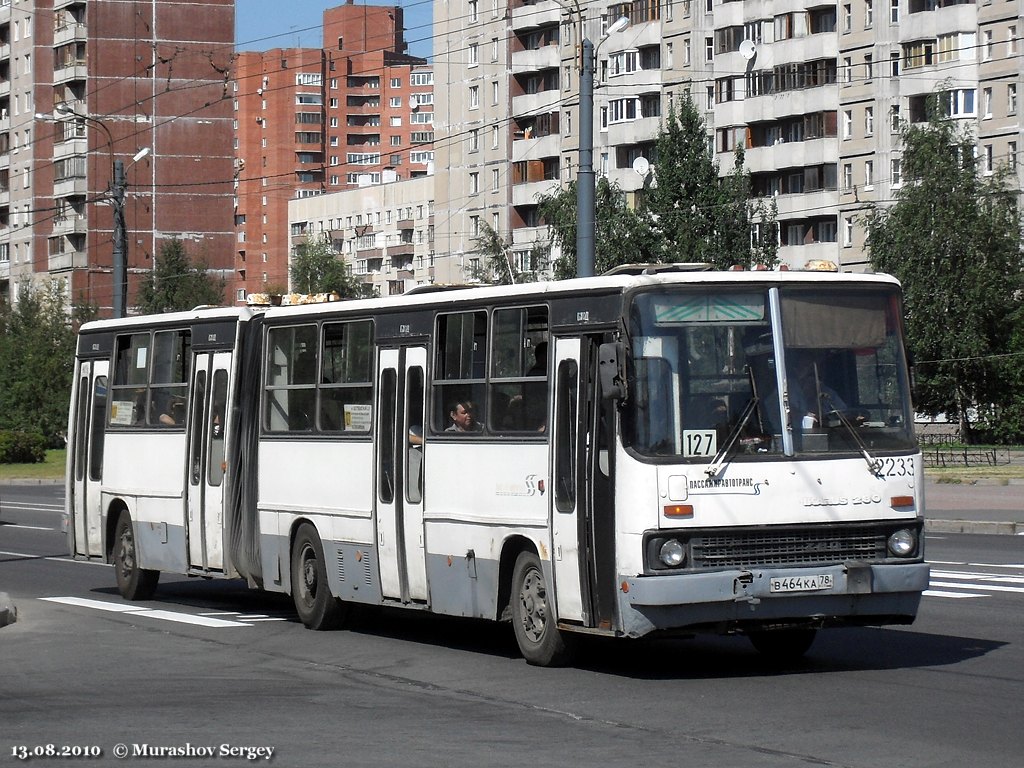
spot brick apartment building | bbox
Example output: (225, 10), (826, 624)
(4, 0), (235, 313)
(233, 1), (432, 301)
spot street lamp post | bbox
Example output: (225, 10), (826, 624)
(575, 16), (629, 279)
(40, 105), (148, 318)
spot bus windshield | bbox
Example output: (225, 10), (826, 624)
(624, 286), (916, 460)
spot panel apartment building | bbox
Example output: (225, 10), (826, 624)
(233, 1), (432, 300)
(3, 0), (234, 312)
(432, 0), (1023, 272)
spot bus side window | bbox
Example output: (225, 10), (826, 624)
(433, 311), (487, 435)
(490, 305), (548, 434)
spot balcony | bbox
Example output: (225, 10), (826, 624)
(54, 176), (87, 198)
(511, 44), (559, 72)
(512, 132), (559, 163)
(48, 246), (88, 272)
(510, 0), (560, 32)
(53, 60), (87, 84)
(53, 138), (87, 162)
(52, 212), (87, 237)
(53, 22), (86, 48)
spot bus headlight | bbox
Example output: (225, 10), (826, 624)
(659, 539), (686, 568)
(887, 528), (917, 557)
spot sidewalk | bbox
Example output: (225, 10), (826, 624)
(0, 592), (16, 628)
(924, 478), (1024, 535)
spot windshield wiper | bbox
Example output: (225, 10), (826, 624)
(821, 393), (883, 475)
(704, 396), (762, 478)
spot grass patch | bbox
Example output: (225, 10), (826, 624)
(0, 449), (66, 481)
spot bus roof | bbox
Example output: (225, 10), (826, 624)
(77, 270), (902, 330)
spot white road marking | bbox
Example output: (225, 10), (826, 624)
(0, 550), (110, 566)
(923, 589), (988, 599)
(40, 597), (252, 627)
(929, 580), (1024, 595)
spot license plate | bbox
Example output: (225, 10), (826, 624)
(769, 574), (834, 593)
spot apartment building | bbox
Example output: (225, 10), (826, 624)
(432, 0), (1023, 272)
(3, 0), (235, 312)
(234, 1), (432, 300)
(289, 173), (436, 296)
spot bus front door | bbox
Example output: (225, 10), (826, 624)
(185, 352), (231, 572)
(551, 336), (617, 630)
(70, 361), (108, 559)
(375, 347), (429, 604)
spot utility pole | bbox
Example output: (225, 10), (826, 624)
(576, 37), (595, 279)
(112, 158), (127, 319)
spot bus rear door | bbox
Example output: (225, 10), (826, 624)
(69, 360), (108, 559)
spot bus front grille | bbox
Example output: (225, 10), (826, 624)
(690, 524), (892, 569)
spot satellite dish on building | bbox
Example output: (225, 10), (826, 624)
(739, 39), (757, 60)
(632, 156), (650, 176)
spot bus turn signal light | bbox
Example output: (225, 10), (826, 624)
(664, 504), (694, 518)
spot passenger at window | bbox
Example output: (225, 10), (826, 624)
(446, 400), (481, 432)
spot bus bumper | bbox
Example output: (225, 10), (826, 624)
(617, 561), (930, 638)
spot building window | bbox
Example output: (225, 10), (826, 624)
(1009, 141), (1017, 167)
(842, 109), (853, 138)
(865, 0), (873, 26)
(890, 104), (901, 131)
(890, 0), (898, 23)
(843, 217), (854, 247)
(469, 86), (479, 109)
(864, 160), (874, 188)
(469, 43), (478, 67)
(842, 163), (853, 191)
(469, 129), (480, 151)
(983, 87), (993, 118)
(843, 57), (852, 84)
(983, 30), (993, 61)
(470, 172), (479, 194)
(1009, 83), (1017, 115)
(891, 158), (902, 186)
(984, 144), (994, 174)
(705, 37), (713, 62)
(843, 4), (852, 32)
(890, 51), (900, 76)
(864, 106), (874, 135)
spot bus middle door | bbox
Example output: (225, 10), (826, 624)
(185, 351), (230, 572)
(375, 347), (428, 604)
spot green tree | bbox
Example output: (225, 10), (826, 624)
(0, 280), (76, 447)
(536, 177), (653, 278)
(290, 237), (374, 298)
(646, 96), (778, 269)
(135, 239), (226, 314)
(866, 101), (1024, 441)
(470, 222), (548, 284)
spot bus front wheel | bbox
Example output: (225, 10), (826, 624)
(291, 524), (348, 630)
(113, 513), (159, 601)
(511, 551), (575, 667)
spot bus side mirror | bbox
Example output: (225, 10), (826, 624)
(599, 342), (626, 401)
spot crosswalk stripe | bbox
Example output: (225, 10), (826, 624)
(929, 580), (1024, 595)
(924, 589), (988, 599)
(40, 597), (253, 627)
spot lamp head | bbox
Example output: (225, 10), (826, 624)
(606, 16), (629, 36)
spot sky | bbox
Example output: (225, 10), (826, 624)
(235, 0), (434, 60)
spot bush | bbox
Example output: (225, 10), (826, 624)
(0, 430), (47, 464)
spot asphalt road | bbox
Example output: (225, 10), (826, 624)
(1, 485), (1022, 768)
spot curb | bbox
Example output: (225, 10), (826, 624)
(926, 519), (1024, 536)
(0, 592), (17, 628)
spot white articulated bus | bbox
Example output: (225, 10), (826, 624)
(65, 267), (929, 666)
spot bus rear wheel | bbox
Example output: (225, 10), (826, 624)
(113, 512), (159, 601)
(748, 628), (817, 662)
(291, 524), (348, 630)
(511, 551), (575, 667)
